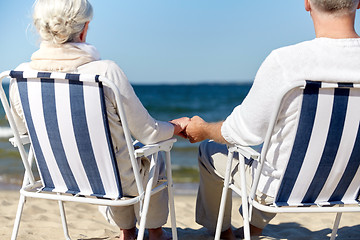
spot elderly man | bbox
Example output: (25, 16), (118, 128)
(185, 0), (360, 239)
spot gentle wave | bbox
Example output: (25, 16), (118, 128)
(0, 127), (13, 138)
(0, 165), (199, 190)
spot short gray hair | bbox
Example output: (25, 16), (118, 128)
(310, 0), (359, 15)
(33, 0), (93, 44)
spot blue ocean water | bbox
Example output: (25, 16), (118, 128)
(0, 81), (252, 185)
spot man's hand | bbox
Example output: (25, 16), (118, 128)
(185, 116), (208, 143)
(186, 116), (226, 144)
(169, 117), (191, 138)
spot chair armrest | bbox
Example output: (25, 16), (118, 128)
(9, 135), (30, 147)
(134, 138), (177, 158)
(231, 145), (260, 160)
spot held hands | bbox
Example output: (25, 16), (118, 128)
(185, 116), (208, 143)
(169, 116), (209, 143)
(169, 117), (191, 138)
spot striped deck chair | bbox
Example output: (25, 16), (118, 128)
(0, 70), (177, 240)
(215, 80), (360, 240)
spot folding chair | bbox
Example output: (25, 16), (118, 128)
(0, 70), (178, 240)
(215, 80), (360, 240)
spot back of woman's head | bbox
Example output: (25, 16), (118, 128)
(33, 0), (93, 44)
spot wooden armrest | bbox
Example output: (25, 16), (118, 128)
(134, 138), (177, 158)
(9, 135), (30, 147)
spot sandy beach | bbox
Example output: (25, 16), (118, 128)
(1, 184), (360, 240)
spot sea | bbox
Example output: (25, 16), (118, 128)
(0, 80), (252, 189)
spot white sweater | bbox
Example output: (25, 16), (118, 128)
(10, 42), (174, 196)
(221, 38), (360, 197)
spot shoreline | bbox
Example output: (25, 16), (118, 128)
(0, 182), (21, 191)
(0, 181), (200, 195)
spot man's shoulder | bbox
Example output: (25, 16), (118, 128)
(272, 39), (315, 55)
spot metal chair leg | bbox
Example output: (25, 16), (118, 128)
(11, 149), (35, 240)
(330, 211), (342, 240)
(11, 194), (26, 240)
(239, 155), (250, 240)
(215, 151), (234, 240)
(138, 153), (158, 240)
(58, 193), (71, 240)
(165, 151), (178, 240)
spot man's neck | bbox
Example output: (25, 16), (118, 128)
(312, 12), (360, 39)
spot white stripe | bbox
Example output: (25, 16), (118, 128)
(343, 89), (360, 202)
(315, 89), (360, 203)
(79, 74), (97, 83)
(27, 80), (67, 193)
(50, 72), (67, 80)
(321, 82), (338, 89)
(287, 89), (334, 204)
(54, 80), (93, 196)
(22, 71), (39, 79)
(83, 83), (119, 198)
(344, 165), (360, 203)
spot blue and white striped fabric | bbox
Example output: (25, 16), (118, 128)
(10, 71), (122, 199)
(275, 80), (360, 206)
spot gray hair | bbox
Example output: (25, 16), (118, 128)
(310, 0), (359, 15)
(33, 0), (93, 44)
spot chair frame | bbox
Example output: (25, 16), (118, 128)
(0, 70), (178, 240)
(215, 80), (360, 240)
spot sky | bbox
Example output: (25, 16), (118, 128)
(1, 0), (357, 84)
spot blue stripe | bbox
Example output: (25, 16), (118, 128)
(10, 71), (24, 79)
(17, 79), (55, 190)
(329, 122), (360, 202)
(275, 81), (320, 203)
(41, 79), (80, 194)
(98, 82), (122, 197)
(69, 81), (106, 196)
(65, 73), (80, 81)
(302, 88), (349, 203)
(95, 75), (100, 82)
(338, 83), (353, 88)
(37, 72), (51, 78)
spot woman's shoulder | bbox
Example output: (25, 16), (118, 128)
(79, 60), (129, 85)
(13, 60), (128, 82)
(79, 59), (127, 79)
(13, 62), (31, 71)
(80, 59), (122, 73)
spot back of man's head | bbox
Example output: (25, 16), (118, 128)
(310, 0), (359, 15)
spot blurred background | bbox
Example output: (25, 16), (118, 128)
(1, 0), (347, 188)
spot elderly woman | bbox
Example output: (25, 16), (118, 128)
(9, 0), (189, 239)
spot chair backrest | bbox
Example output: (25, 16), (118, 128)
(10, 70), (122, 199)
(272, 80), (360, 206)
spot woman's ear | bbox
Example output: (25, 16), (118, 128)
(79, 21), (90, 43)
(305, 0), (311, 12)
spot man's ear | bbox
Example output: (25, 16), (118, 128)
(305, 0), (311, 12)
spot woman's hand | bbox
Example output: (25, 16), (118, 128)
(169, 117), (191, 138)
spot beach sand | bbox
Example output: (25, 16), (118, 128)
(1, 189), (360, 240)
